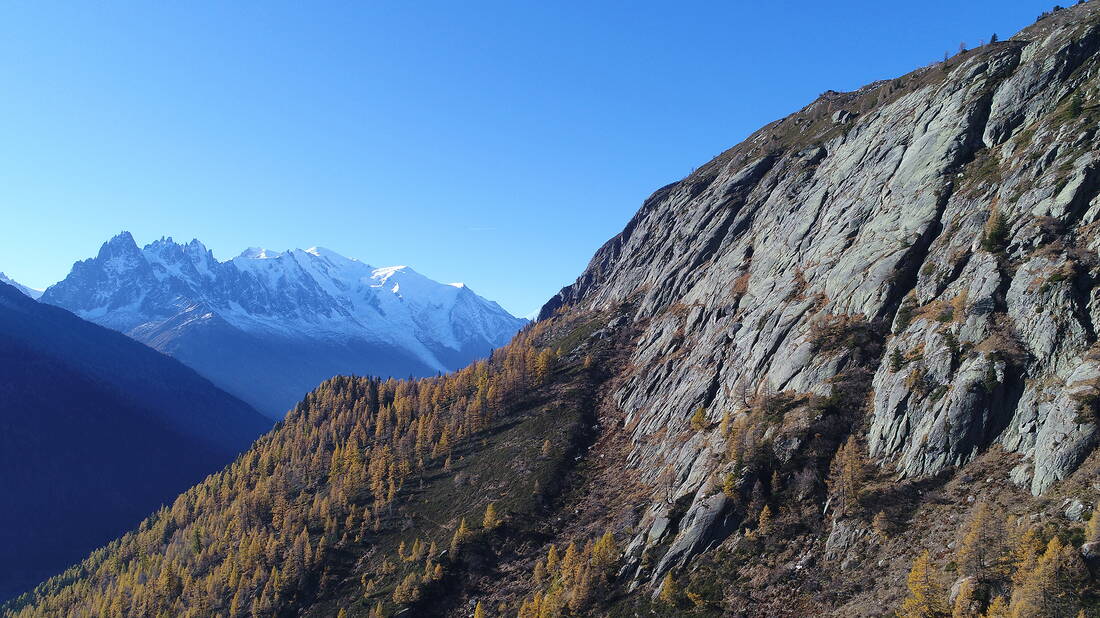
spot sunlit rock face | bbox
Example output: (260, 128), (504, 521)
(541, 9), (1100, 581)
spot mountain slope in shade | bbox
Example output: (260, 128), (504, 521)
(18, 5), (1100, 618)
(40, 234), (527, 418)
(0, 281), (270, 602)
(0, 273), (41, 299)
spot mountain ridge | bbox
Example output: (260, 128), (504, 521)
(0, 280), (270, 602)
(41, 232), (527, 417)
(10, 3), (1100, 617)
(0, 273), (41, 299)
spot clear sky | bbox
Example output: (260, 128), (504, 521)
(0, 1), (1057, 317)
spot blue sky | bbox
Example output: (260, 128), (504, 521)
(0, 1), (1056, 316)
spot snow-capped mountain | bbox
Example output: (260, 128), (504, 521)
(0, 272), (43, 299)
(41, 232), (527, 417)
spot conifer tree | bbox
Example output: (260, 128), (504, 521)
(659, 571), (679, 606)
(984, 596), (1009, 618)
(568, 563), (593, 612)
(1010, 536), (1082, 618)
(535, 348), (555, 384)
(591, 530), (618, 569)
(757, 505), (773, 535)
(901, 551), (946, 618)
(392, 572), (421, 604)
(722, 472), (738, 499)
(828, 435), (865, 516)
(957, 500), (1003, 581)
(533, 559), (546, 585)
(690, 406), (707, 431)
(546, 544), (560, 574)
(872, 510), (890, 540)
(981, 210), (1009, 253)
(951, 577), (977, 618)
(483, 502), (501, 530)
(451, 518), (471, 553)
(561, 542), (580, 587)
(718, 410), (731, 436)
(1010, 525), (1044, 589)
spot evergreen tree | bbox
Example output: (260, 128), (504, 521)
(873, 510), (890, 540)
(757, 504), (773, 535)
(957, 500), (1003, 580)
(483, 502), (501, 530)
(1010, 537), (1083, 617)
(451, 518), (472, 553)
(828, 435), (865, 516)
(690, 406), (708, 431)
(659, 572), (679, 606)
(984, 596), (1009, 618)
(901, 551), (947, 618)
(981, 211), (1009, 253)
(951, 577), (978, 618)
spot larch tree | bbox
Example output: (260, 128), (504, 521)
(450, 518), (472, 553)
(690, 406), (707, 431)
(951, 577), (978, 618)
(984, 596), (1009, 618)
(483, 502), (501, 530)
(1086, 509), (1100, 542)
(757, 504), (773, 535)
(535, 348), (556, 384)
(659, 571), (679, 606)
(1010, 536), (1084, 618)
(900, 550), (947, 618)
(956, 500), (1003, 581)
(872, 510), (890, 540)
(828, 435), (866, 516)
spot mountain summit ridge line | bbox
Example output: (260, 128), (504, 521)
(41, 231), (527, 417)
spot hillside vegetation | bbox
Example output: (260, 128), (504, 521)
(10, 3), (1100, 617)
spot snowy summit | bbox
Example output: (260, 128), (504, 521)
(41, 232), (527, 417)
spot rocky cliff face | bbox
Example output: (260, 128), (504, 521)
(10, 6), (1100, 618)
(542, 1), (1100, 589)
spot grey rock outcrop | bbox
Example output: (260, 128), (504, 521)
(541, 2), (1100, 587)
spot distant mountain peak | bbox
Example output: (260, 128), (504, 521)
(303, 246), (355, 262)
(0, 272), (43, 300)
(237, 246), (282, 260)
(42, 233), (527, 416)
(104, 230), (138, 250)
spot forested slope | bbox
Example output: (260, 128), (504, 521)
(4, 309), (630, 617)
(10, 3), (1100, 617)
(0, 282), (269, 602)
